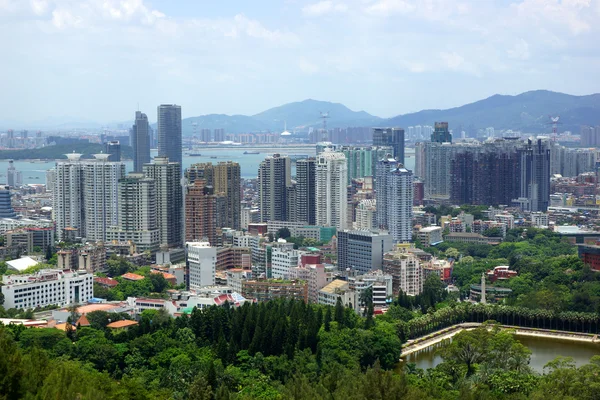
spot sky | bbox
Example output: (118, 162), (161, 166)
(0, 0), (599, 124)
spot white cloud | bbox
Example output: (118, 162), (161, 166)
(507, 39), (530, 60)
(299, 58), (319, 74)
(30, 0), (48, 15)
(365, 0), (415, 16)
(302, 1), (348, 17)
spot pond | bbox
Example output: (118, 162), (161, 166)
(403, 335), (600, 373)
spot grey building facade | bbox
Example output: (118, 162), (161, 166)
(372, 127), (405, 164)
(157, 104), (182, 167)
(131, 111), (151, 172)
(295, 158), (316, 225)
(337, 230), (394, 275)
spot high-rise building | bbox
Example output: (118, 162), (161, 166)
(372, 128), (405, 164)
(296, 158), (316, 225)
(144, 157), (183, 248)
(431, 122), (452, 143)
(0, 186), (16, 218)
(82, 154), (126, 241)
(200, 128), (211, 142)
(258, 154), (292, 222)
(54, 153), (85, 240)
(131, 111), (151, 172)
(105, 140), (121, 162)
(185, 162), (242, 230)
(186, 242), (217, 289)
(316, 151), (348, 230)
(184, 179), (225, 245)
(337, 230), (394, 275)
(157, 104), (182, 167)
(354, 199), (376, 230)
(375, 156), (398, 230)
(213, 128), (225, 142)
(106, 173), (160, 253)
(514, 138), (551, 212)
(45, 168), (56, 193)
(341, 146), (394, 184)
(387, 165), (413, 242)
(6, 160), (22, 188)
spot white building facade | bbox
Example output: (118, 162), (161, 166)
(316, 151), (348, 230)
(186, 242), (217, 289)
(2, 270), (93, 309)
(387, 165), (413, 242)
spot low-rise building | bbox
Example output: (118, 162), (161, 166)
(289, 263), (331, 303)
(531, 212), (550, 228)
(417, 226), (443, 247)
(469, 284), (512, 303)
(444, 232), (501, 244)
(242, 279), (308, 303)
(2, 269), (93, 309)
(271, 242), (304, 279)
(6, 256), (40, 273)
(6, 227), (54, 254)
(318, 279), (355, 308)
(422, 258), (453, 283)
(486, 265), (518, 282)
(78, 244), (106, 273)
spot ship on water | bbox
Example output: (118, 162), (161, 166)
(243, 151), (260, 155)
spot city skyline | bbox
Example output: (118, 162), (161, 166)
(1, 0), (599, 123)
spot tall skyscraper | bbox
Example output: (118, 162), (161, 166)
(258, 154), (292, 222)
(0, 186), (16, 218)
(296, 158), (316, 225)
(106, 173), (160, 253)
(431, 122), (452, 143)
(144, 157), (183, 248)
(158, 104), (182, 167)
(185, 179), (226, 245)
(185, 162), (241, 229)
(82, 154), (126, 241)
(316, 151), (348, 230)
(372, 127), (405, 164)
(375, 156), (398, 230)
(131, 111), (151, 172)
(105, 140), (121, 161)
(514, 138), (551, 212)
(54, 153), (85, 240)
(387, 165), (413, 242)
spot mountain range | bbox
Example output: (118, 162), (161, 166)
(2, 90), (599, 134)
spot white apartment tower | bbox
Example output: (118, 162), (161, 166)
(186, 242), (216, 289)
(106, 173), (160, 253)
(375, 156), (398, 230)
(54, 153), (85, 241)
(316, 150), (348, 230)
(53, 153), (126, 241)
(83, 154), (126, 241)
(387, 165), (413, 242)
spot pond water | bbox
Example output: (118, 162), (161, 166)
(403, 335), (600, 373)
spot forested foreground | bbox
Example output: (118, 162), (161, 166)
(2, 300), (600, 399)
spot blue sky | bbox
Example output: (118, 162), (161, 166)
(0, 0), (599, 124)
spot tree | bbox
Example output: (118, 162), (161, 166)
(445, 248), (459, 259)
(277, 228), (291, 239)
(334, 297), (345, 327)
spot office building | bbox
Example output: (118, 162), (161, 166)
(2, 269), (93, 309)
(337, 230), (394, 275)
(0, 186), (16, 218)
(106, 174), (160, 253)
(185, 179), (226, 245)
(186, 242), (216, 289)
(375, 156), (398, 230)
(144, 158), (183, 248)
(131, 111), (151, 172)
(157, 104), (182, 167)
(296, 158), (316, 224)
(316, 151), (348, 230)
(82, 154), (126, 241)
(258, 154), (292, 222)
(105, 140), (121, 161)
(387, 165), (413, 242)
(372, 127), (405, 164)
(431, 122), (452, 143)
(6, 160), (22, 188)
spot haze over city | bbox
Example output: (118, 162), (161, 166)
(1, 0), (599, 123)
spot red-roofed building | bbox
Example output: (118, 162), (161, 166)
(150, 270), (177, 286)
(94, 277), (119, 288)
(486, 266), (518, 282)
(121, 273), (145, 282)
(106, 320), (138, 331)
(76, 314), (91, 327)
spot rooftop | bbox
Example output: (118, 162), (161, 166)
(121, 273), (145, 281)
(106, 320), (138, 329)
(6, 256), (39, 272)
(320, 279), (349, 294)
